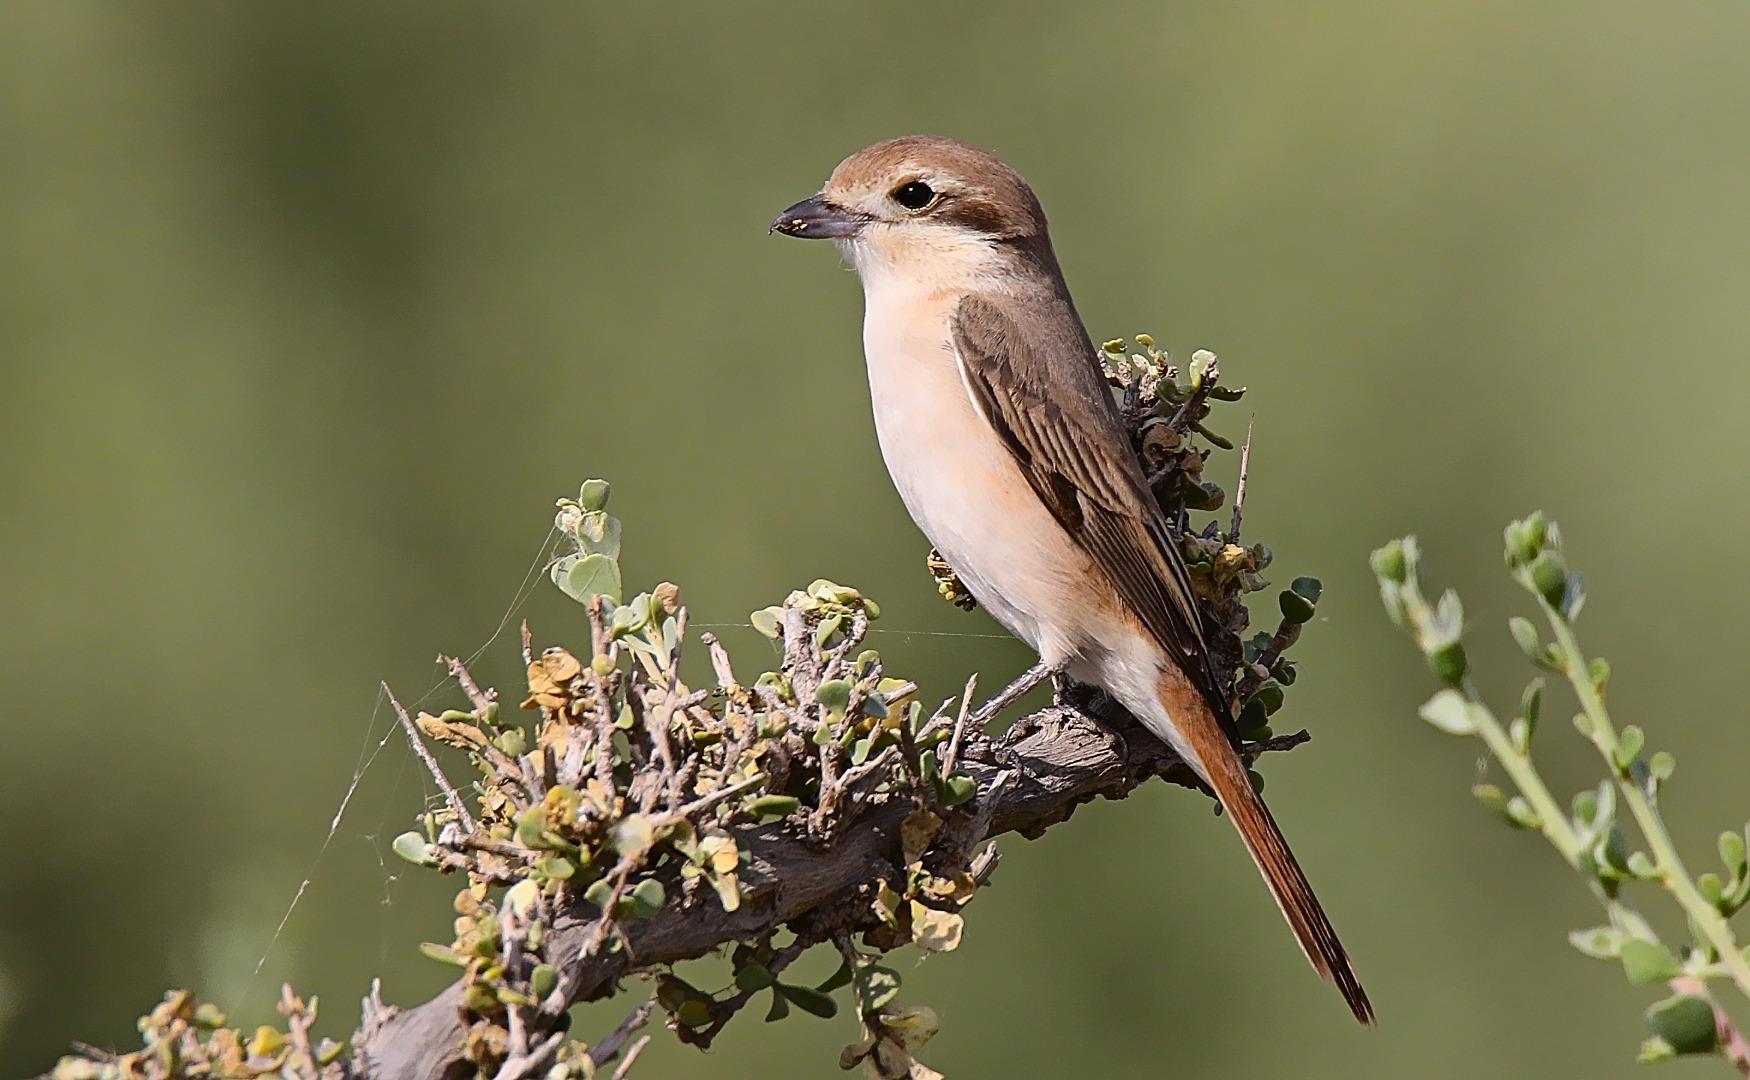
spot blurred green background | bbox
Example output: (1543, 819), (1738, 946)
(6, 2), (1750, 1076)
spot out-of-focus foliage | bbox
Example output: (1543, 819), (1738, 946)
(1376, 519), (1750, 1070)
(7, 4), (1750, 1079)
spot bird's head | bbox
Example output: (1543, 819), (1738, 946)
(771, 135), (1051, 286)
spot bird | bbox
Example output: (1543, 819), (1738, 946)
(771, 135), (1372, 1024)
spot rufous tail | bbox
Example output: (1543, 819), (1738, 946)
(1164, 677), (1375, 1025)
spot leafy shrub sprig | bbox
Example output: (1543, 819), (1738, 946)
(1376, 515), (1750, 1069)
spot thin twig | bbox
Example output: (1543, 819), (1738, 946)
(701, 631), (738, 689)
(684, 937), (811, 1048)
(657, 771), (768, 827)
(831, 745), (901, 800)
(610, 1036), (650, 1080)
(278, 985), (319, 1080)
(1166, 357), (1219, 433)
(1233, 619), (1301, 707)
(431, 847), (518, 884)
(496, 1031), (567, 1080)
(1229, 416), (1254, 542)
(500, 903), (532, 1059)
(941, 673), (978, 778)
(969, 659), (1056, 728)
(436, 834), (542, 867)
(877, 679), (918, 704)
(588, 1001), (654, 1069)
(443, 654), (497, 716)
(386, 684), (477, 836)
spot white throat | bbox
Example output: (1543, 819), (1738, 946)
(838, 224), (1005, 302)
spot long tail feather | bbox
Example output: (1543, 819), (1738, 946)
(1161, 675), (1374, 1024)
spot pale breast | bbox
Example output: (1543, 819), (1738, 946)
(858, 285), (1096, 661)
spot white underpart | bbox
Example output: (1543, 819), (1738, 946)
(843, 224), (1206, 776)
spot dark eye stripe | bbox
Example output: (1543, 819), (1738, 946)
(936, 196), (1010, 236)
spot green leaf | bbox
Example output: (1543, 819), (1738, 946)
(553, 552), (622, 605)
(1426, 641), (1469, 688)
(392, 831), (437, 867)
(735, 962), (774, 992)
(1527, 551), (1568, 611)
(1595, 824), (1631, 877)
(1471, 783), (1508, 814)
(815, 614), (844, 647)
(1235, 698), (1269, 737)
(629, 878), (665, 918)
(531, 964), (559, 998)
(1289, 576), (1322, 604)
(816, 959), (854, 993)
(1649, 751), (1676, 783)
(1518, 678), (1543, 727)
(674, 998), (712, 1029)
(1615, 725), (1644, 770)
(777, 983), (839, 1019)
(1251, 681), (1285, 715)
(1503, 514), (1544, 567)
(577, 511), (621, 559)
(1567, 926), (1624, 960)
(1636, 1037), (1676, 1065)
(193, 1003), (227, 1029)
(939, 774), (977, 808)
(1571, 789), (1599, 828)
(750, 606), (784, 639)
(1370, 541), (1408, 584)
(515, 805), (547, 850)
(536, 856), (575, 881)
(746, 794), (800, 820)
(493, 727), (526, 758)
(577, 478), (611, 513)
(1508, 617), (1540, 660)
(1503, 796), (1539, 830)
(1620, 939), (1681, 985)
(418, 942), (468, 967)
(1418, 689), (1476, 736)
(764, 988), (790, 1022)
(1645, 994), (1718, 1056)
(1698, 872), (1724, 907)
(583, 878), (614, 911)
(1626, 851), (1658, 879)
(1278, 589), (1316, 624)
(816, 679), (853, 720)
(1720, 831), (1747, 876)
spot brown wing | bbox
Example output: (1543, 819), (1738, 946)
(951, 292), (1233, 732)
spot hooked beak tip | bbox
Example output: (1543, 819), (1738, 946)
(770, 195), (867, 239)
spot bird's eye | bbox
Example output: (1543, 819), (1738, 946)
(891, 181), (936, 211)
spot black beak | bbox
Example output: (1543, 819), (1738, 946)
(769, 195), (870, 239)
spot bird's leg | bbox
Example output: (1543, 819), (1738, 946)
(968, 658), (1064, 729)
(1050, 670), (1076, 707)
